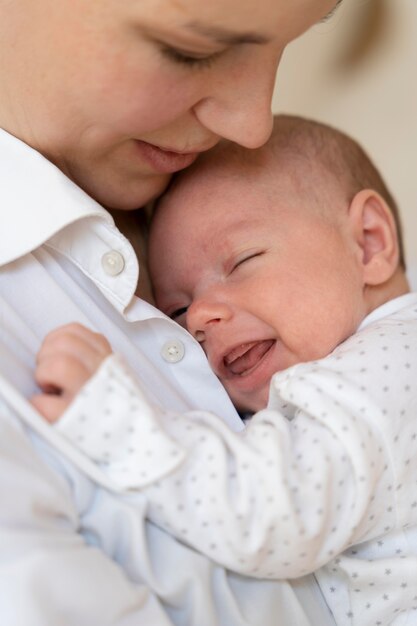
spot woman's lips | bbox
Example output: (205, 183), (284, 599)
(223, 339), (275, 376)
(134, 140), (200, 174)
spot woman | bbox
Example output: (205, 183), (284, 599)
(0, 0), (337, 209)
(0, 0), (339, 624)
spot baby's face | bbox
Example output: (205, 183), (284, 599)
(149, 169), (367, 411)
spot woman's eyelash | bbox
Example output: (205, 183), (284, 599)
(160, 46), (218, 69)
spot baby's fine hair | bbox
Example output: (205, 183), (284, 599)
(158, 114), (405, 269)
(265, 115), (406, 269)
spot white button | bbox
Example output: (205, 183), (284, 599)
(101, 250), (125, 276)
(161, 339), (185, 363)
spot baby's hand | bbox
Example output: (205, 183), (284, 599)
(31, 323), (112, 423)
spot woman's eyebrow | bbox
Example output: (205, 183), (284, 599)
(184, 22), (270, 46)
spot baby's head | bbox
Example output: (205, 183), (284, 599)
(149, 115), (409, 411)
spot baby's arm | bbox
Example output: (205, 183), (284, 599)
(34, 324), (392, 580)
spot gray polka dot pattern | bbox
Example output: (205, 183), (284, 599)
(57, 294), (417, 626)
(57, 357), (185, 489)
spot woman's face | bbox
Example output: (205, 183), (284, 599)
(5, 0), (336, 209)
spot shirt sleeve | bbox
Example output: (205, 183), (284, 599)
(56, 353), (393, 580)
(0, 401), (174, 626)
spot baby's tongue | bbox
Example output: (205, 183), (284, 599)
(225, 340), (274, 375)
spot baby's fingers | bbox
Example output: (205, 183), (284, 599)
(35, 353), (91, 396)
(41, 323), (112, 358)
(33, 324), (112, 423)
(31, 393), (70, 423)
(37, 325), (112, 376)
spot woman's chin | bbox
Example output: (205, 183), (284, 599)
(72, 165), (172, 211)
(101, 173), (173, 211)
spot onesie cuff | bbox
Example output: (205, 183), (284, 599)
(55, 353), (185, 491)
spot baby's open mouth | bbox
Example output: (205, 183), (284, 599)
(223, 339), (275, 376)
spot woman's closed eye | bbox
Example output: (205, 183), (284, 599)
(159, 44), (222, 69)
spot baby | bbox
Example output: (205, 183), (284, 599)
(33, 116), (417, 626)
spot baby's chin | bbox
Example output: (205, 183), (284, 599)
(229, 387), (269, 415)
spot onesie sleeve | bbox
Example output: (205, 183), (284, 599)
(55, 348), (396, 579)
(56, 354), (185, 488)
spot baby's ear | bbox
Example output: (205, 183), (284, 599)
(348, 189), (399, 286)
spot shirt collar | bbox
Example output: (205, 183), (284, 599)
(0, 128), (139, 312)
(0, 128), (112, 265)
(358, 292), (417, 331)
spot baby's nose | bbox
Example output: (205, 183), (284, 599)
(187, 298), (233, 340)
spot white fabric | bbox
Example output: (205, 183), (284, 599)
(0, 127), (334, 626)
(56, 293), (417, 626)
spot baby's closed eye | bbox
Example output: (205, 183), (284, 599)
(170, 306), (189, 321)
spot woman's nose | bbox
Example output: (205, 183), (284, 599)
(193, 47), (282, 149)
(187, 298), (233, 342)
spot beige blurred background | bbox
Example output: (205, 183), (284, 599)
(273, 0), (417, 288)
